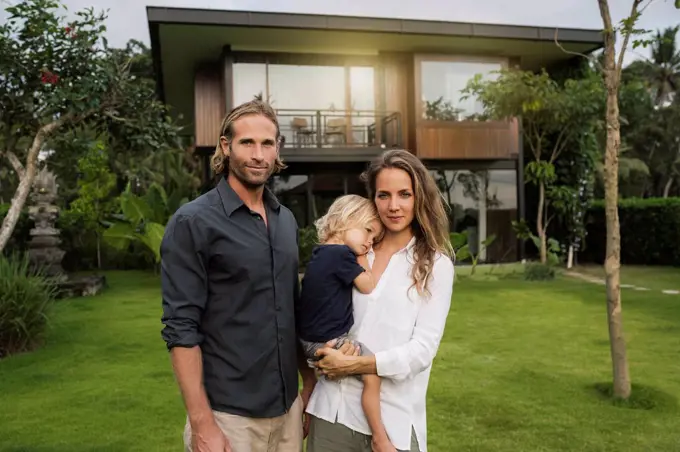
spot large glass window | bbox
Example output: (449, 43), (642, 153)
(233, 62), (376, 147)
(232, 63), (267, 106)
(420, 60), (503, 121)
(433, 169), (518, 262)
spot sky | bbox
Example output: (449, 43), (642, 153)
(1, 0), (679, 65)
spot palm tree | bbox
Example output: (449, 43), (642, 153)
(639, 26), (680, 106)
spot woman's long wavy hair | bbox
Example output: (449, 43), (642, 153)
(361, 149), (453, 298)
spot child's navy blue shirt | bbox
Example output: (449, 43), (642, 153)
(296, 244), (366, 342)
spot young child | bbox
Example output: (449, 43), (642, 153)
(296, 194), (393, 449)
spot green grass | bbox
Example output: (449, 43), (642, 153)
(1, 270), (680, 451)
(573, 264), (680, 292)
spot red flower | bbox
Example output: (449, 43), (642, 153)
(64, 26), (71, 33)
(40, 70), (59, 85)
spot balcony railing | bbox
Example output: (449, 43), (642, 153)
(276, 109), (402, 150)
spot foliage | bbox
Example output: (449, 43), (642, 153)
(462, 68), (603, 264)
(523, 262), (556, 281)
(67, 141), (116, 269)
(0, 252), (57, 357)
(103, 184), (169, 264)
(298, 226), (318, 270)
(512, 219), (563, 266)
(423, 97), (463, 120)
(450, 230), (497, 275)
(582, 197), (680, 267)
(0, 0), (183, 253)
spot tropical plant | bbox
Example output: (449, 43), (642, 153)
(67, 141), (116, 269)
(450, 230), (497, 275)
(0, 252), (58, 357)
(102, 183), (173, 264)
(462, 69), (603, 264)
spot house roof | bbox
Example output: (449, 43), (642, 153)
(147, 7), (604, 132)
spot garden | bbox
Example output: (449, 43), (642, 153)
(2, 0), (680, 451)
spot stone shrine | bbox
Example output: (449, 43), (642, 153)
(26, 167), (106, 298)
(27, 167), (66, 281)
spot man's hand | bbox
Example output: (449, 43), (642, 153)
(192, 420), (232, 452)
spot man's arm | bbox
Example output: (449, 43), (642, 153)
(161, 214), (227, 450)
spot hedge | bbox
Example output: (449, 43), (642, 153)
(581, 197), (680, 266)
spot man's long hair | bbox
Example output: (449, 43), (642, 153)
(210, 100), (287, 176)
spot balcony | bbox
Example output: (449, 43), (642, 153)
(276, 109), (403, 162)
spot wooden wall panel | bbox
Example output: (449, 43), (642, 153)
(416, 119), (519, 159)
(194, 64), (225, 148)
(380, 53), (413, 150)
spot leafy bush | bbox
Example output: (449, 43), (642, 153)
(0, 253), (58, 357)
(524, 262), (556, 281)
(582, 197), (680, 266)
(1, 203), (153, 272)
(298, 226), (318, 270)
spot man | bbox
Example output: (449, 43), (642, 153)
(160, 99), (317, 452)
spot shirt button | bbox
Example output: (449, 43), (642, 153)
(276, 305), (281, 311)
(278, 335), (283, 342)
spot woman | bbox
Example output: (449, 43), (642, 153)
(305, 149), (455, 452)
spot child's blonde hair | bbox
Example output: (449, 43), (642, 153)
(314, 194), (381, 243)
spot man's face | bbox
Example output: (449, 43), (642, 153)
(221, 114), (279, 188)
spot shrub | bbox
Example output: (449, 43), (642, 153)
(1, 203), (155, 272)
(524, 262), (556, 281)
(0, 253), (58, 357)
(582, 197), (680, 266)
(298, 226), (318, 270)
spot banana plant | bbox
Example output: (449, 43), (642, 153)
(102, 183), (179, 264)
(450, 230), (497, 275)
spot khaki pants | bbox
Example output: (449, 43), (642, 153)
(183, 396), (303, 452)
(306, 415), (420, 452)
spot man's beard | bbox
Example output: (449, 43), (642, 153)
(229, 161), (272, 189)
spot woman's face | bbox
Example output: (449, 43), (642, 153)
(374, 167), (415, 234)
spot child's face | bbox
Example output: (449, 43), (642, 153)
(342, 219), (382, 255)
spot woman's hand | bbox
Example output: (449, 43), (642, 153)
(371, 437), (397, 452)
(314, 344), (361, 379)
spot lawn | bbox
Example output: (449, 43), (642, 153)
(573, 264), (680, 292)
(1, 270), (679, 451)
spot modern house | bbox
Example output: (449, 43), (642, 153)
(146, 7), (604, 262)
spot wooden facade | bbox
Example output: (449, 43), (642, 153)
(415, 119), (519, 159)
(194, 64), (225, 148)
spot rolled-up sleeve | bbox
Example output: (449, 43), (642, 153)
(374, 255), (454, 380)
(160, 213), (208, 350)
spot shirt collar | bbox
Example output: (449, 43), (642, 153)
(217, 176), (281, 217)
(368, 235), (416, 256)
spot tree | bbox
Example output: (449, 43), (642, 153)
(462, 69), (603, 264)
(0, 0), (179, 253)
(68, 140), (116, 269)
(595, 0), (680, 400)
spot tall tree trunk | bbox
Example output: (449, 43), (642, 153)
(663, 177), (673, 198)
(537, 181), (547, 264)
(598, 0), (634, 401)
(0, 121), (63, 253)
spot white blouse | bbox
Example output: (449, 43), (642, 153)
(306, 237), (455, 452)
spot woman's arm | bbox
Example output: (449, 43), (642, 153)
(316, 255), (454, 380)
